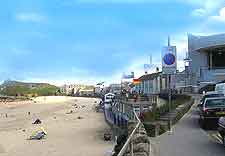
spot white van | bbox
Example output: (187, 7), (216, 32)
(215, 83), (225, 96)
(104, 93), (115, 109)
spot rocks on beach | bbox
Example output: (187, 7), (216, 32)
(77, 116), (84, 119)
(104, 132), (112, 141)
(66, 110), (73, 114)
(32, 119), (42, 124)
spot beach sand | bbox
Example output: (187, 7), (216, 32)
(0, 96), (113, 156)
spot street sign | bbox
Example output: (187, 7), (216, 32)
(122, 72), (134, 79)
(162, 46), (177, 74)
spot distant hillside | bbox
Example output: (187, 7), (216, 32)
(0, 80), (60, 97)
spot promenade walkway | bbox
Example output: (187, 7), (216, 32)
(153, 96), (225, 156)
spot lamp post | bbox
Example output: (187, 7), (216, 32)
(184, 55), (192, 92)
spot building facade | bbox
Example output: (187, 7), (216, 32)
(188, 34), (225, 87)
(135, 71), (188, 94)
(135, 72), (165, 94)
(79, 86), (95, 96)
(60, 84), (95, 95)
(109, 84), (121, 94)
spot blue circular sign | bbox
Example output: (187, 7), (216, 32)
(163, 53), (175, 65)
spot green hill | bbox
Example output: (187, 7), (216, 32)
(0, 80), (60, 97)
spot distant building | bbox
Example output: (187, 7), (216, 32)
(60, 84), (95, 95)
(60, 84), (75, 95)
(94, 86), (102, 95)
(188, 33), (225, 87)
(109, 84), (121, 94)
(135, 72), (167, 94)
(134, 70), (188, 94)
(79, 86), (95, 96)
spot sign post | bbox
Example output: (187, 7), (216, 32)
(168, 74), (172, 133)
(162, 38), (177, 134)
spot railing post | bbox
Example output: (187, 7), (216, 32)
(155, 122), (160, 137)
(130, 141), (134, 156)
(148, 141), (151, 156)
(136, 123), (139, 134)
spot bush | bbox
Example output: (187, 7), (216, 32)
(158, 89), (178, 100)
(144, 98), (194, 137)
(143, 123), (155, 137)
(143, 94), (191, 121)
(143, 123), (167, 137)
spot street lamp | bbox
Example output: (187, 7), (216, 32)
(184, 54), (192, 92)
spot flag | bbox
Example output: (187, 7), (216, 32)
(133, 79), (141, 84)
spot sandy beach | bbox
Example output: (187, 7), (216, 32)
(0, 96), (113, 156)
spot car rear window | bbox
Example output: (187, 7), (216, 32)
(202, 94), (224, 102)
(205, 99), (225, 108)
(205, 94), (224, 98)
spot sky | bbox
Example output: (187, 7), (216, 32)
(0, 0), (225, 86)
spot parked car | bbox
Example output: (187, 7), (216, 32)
(198, 91), (224, 109)
(215, 83), (225, 96)
(199, 97), (225, 129)
(218, 117), (225, 147)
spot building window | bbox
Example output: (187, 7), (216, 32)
(207, 48), (225, 69)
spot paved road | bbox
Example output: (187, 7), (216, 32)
(154, 96), (225, 156)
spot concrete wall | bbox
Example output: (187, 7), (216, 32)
(124, 122), (151, 156)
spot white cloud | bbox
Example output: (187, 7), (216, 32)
(172, 36), (187, 60)
(109, 35), (188, 83)
(15, 12), (46, 23)
(203, 0), (225, 12)
(111, 55), (162, 82)
(190, 0), (225, 18)
(184, 0), (225, 11)
(191, 8), (207, 17)
(209, 7), (225, 23)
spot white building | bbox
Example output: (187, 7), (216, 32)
(135, 72), (165, 94)
(60, 84), (95, 95)
(188, 33), (225, 87)
(134, 70), (188, 94)
(60, 84), (76, 95)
